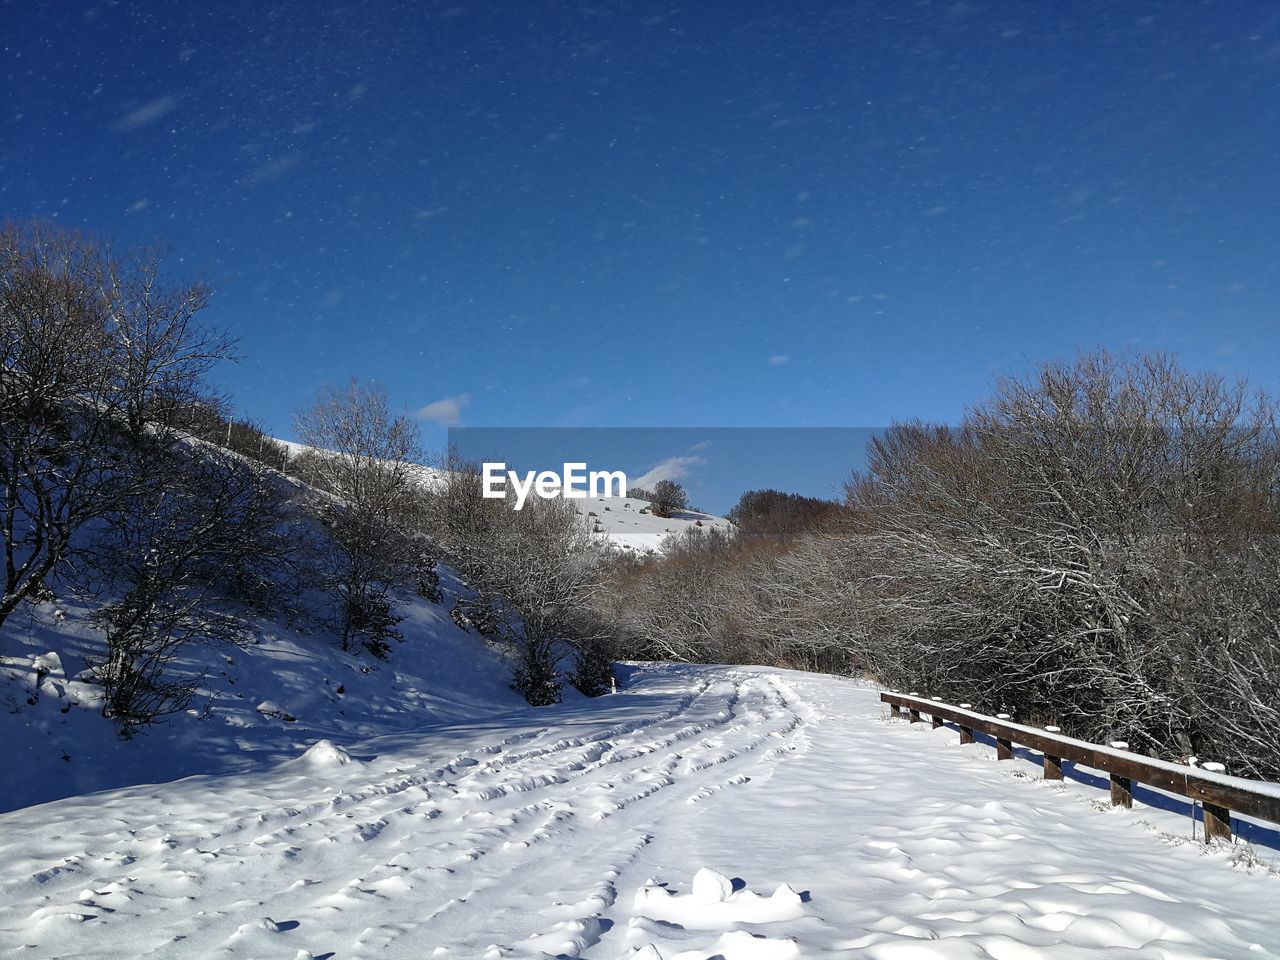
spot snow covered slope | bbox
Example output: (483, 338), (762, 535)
(1, 665), (1276, 958)
(575, 496), (735, 555)
(0, 567), (529, 813)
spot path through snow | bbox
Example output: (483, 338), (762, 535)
(1, 665), (1278, 958)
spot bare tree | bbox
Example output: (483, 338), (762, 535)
(0, 221), (235, 634)
(427, 460), (607, 704)
(104, 245), (231, 444)
(842, 353), (1280, 775)
(293, 378), (426, 654)
(650, 479), (689, 518)
(293, 379), (421, 519)
(83, 443), (290, 730)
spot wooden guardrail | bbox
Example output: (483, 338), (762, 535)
(881, 690), (1280, 844)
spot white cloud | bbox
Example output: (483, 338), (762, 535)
(631, 455), (706, 490)
(768, 354), (789, 366)
(114, 95), (180, 131)
(415, 392), (471, 427)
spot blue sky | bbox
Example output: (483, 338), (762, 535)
(3, 1), (1279, 505)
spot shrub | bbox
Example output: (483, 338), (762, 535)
(650, 480), (689, 518)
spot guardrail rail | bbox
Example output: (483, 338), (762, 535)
(880, 690), (1280, 843)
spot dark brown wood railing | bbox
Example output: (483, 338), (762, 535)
(881, 690), (1280, 843)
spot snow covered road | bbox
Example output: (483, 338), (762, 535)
(2, 665), (1278, 959)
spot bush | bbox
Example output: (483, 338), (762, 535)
(569, 639), (615, 697)
(649, 479), (689, 518)
(338, 583), (403, 659)
(84, 443), (289, 730)
(450, 596), (498, 635)
(845, 352), (1280, 776)
(512, 636), (562, 706)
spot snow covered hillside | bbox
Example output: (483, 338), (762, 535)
(2, 665), (1277, 959)
(575, 496), (735, 555)
(0, 568), (530, 813)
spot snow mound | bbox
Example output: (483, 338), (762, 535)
(233, 916), (282, 936)
(634, 871), (804, 930)
(297, 739), (353, 767)
(33, 650), (64, 678)
(691, 866), (735, 904)
(684, 931), (801, 960)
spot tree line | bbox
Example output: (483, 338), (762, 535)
(600, 353), (1280, 780)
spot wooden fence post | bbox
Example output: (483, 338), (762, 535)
(1108, 741), (1132, 808)
(1043, 726), (1063, 780)
(888, 690), (901, 719)
(957, 704), (974, 744)
(995, 713), (1012, 760)
(930, 697), (944, 728)
(1200, 762), (1232, 843)
(1203, 802), (1232, 843)
(906, 693), (920, 723)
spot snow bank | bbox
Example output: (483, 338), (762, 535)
(295, 739), (353, 767)
(0, 562), (528, 812)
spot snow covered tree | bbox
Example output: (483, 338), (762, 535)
(840, 352), (1280, 776)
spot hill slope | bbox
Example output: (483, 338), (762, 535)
(0, 563), (532, 813)
(574, 495), (735, 555)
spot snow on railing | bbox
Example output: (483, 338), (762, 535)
(880, 690), (1280, 844)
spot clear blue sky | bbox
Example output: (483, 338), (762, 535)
(4, 1), (1279, 503)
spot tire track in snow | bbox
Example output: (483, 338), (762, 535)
(0, 669), (809, 959)
(294, 672), (809, 957)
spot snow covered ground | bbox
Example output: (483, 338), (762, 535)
(575, 496), (735, 555)
(3, 664), (1278, 959)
